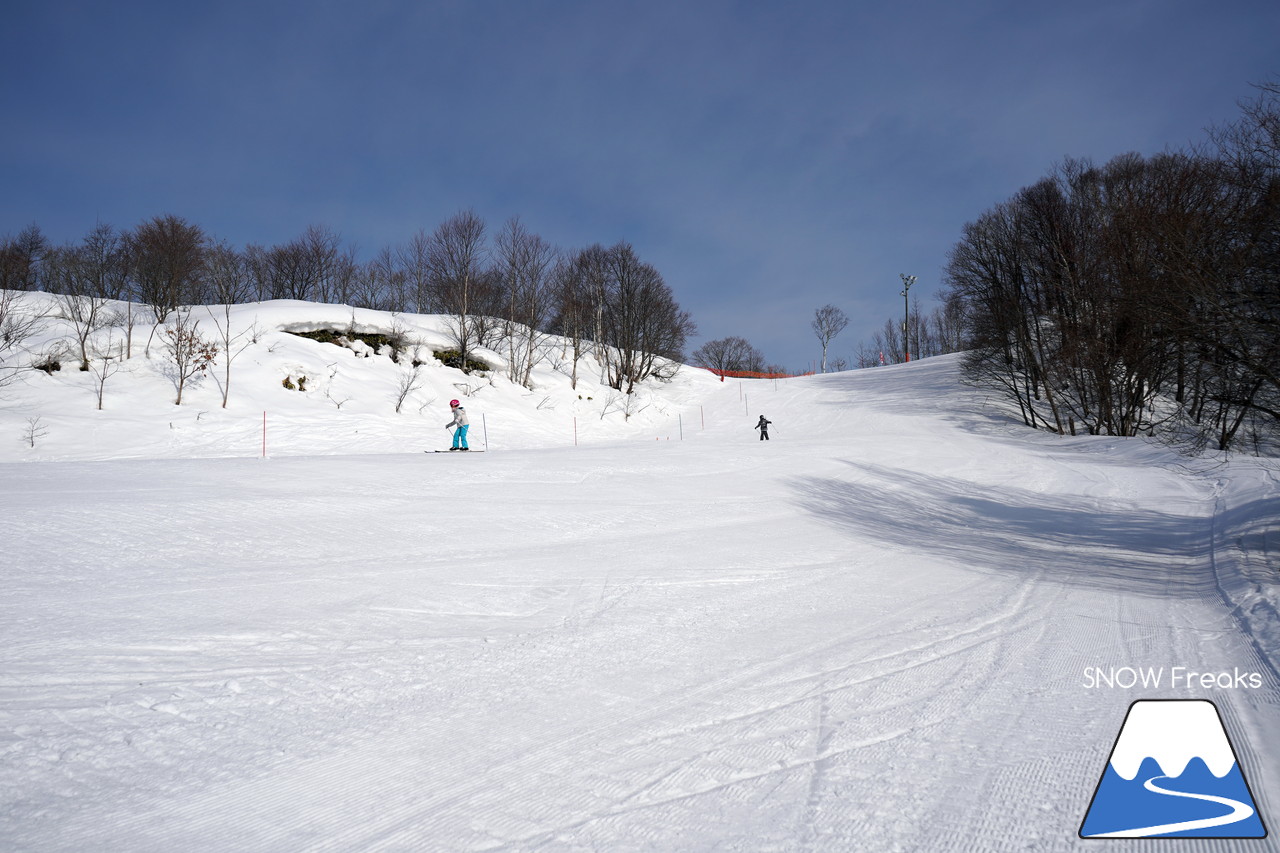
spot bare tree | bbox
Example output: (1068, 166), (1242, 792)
(22, 416), (48, 448)
(1214, 80), (1280, 171)
(255, 236), (308, 301)
(871, 317), (906, 366)
(597, 242), (695, 393)
(1198, 80), (1280, 448)
(398, 229), (434, 313)
(427, 210), (488, 371)
(330, 246), (360, 306)
(87, 329), (124, 410)
(59, 291), (114, 372)
(162, 309), (219, 405)
(852, 291), (969, 369)
(468, 267), (507, 350)
(350, 259), (384, 311)
(126, 214), (206, 355)
(393, 364), (425, 413)
(205, 241), (253, 305)
(930, 290), (967, 356)
(244, 225), (345, 303)
(495, 217), (556, 388)
(243, 244), (271, 301)
(0, 224), (50, 292)
(77, 222), (129, 299)
(204, 303), (255, 409)
(690, 336), (766, 375)
(302, 225), (343, 303)
(85, 221), (137, 359)
(551, 251), (599, 389)
(811, 304), (848, 372)
(943, 142), (1278, 450)
(374, 245), (410, 311)
(0, 289), (47, 390)
(41, 243), (113, 371)
(48, 225), (131, 369)
(349, 247), (405, 312)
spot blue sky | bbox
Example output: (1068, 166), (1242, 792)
(2, 0), (1277, 370)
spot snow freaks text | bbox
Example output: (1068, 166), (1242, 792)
(1083, 666), (1264, 690)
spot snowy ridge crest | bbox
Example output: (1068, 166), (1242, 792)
(1109, 700), (1237, 780)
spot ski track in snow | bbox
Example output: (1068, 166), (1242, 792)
(2, 347), (1278, 852)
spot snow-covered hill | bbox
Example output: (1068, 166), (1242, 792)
(2, 297), (1278, 851)
(0, 295), (725, 462)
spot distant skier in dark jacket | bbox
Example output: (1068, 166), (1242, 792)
(755, 415), (771, 441)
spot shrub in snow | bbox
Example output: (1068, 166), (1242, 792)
(162, 312), (219, 405)
(288, 329), (406, 361)
(22, 416), (48, 448)
(433, 349), (489, 373)
(32, 354), (62, 374)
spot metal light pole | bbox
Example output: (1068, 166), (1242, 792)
(900, 274), (916, 362)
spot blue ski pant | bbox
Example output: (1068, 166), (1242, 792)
(452, 424), (470, 449)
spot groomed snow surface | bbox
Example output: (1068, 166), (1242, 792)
(2, 299), (1278, 851)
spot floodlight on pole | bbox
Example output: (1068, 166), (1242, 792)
(900, 274), (916, 362)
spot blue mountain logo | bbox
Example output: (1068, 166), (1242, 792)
(1080, 700), (1267, 839)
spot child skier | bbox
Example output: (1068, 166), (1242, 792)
(755, 414), (771, 440)
(445, 400), (471, 450)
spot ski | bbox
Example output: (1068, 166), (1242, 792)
(428, 450), (485, 453)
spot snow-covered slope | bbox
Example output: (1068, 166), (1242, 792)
(2, 298), (1278, 851)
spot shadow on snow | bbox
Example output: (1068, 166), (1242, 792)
(788, 461), (1251, 599)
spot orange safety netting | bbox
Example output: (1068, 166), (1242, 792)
(702, 368), (815, 381)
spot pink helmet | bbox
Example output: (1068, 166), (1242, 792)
(449, 399), (460, 407)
